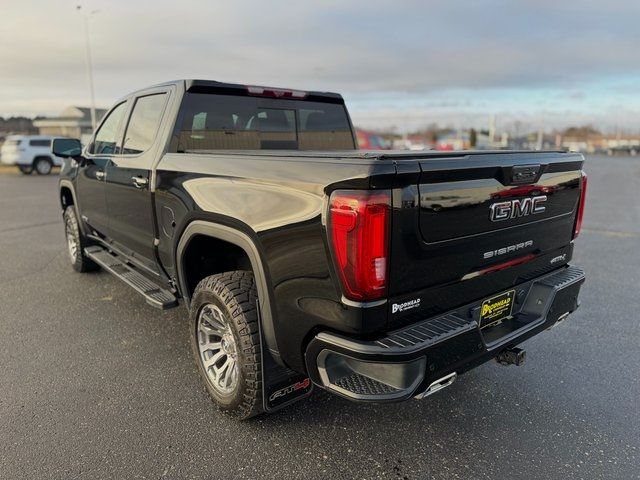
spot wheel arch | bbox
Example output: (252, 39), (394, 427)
(60, 185), (74, 209)
(176, 220), (282, 364)
(59, 180), (85, 235)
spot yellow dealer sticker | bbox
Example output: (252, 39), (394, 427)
(480, 290), (516, 328)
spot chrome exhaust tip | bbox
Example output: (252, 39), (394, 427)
(414, 372), (457, 399)
(547, 311), (571, 330)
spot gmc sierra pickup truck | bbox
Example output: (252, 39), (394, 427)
(53, 79), (587, 419)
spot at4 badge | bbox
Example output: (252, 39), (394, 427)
(266, 377), (312, 410)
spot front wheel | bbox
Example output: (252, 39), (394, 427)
(63, 206), (99, 272)
(190, 271), (263, 419)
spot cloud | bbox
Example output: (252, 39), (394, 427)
(1, 0), (640, 130)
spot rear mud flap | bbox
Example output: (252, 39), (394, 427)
(258, 308), (313, 412)
(262, 348), (313, 412)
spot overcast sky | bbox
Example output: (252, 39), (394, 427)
(2, 0), (640, 132)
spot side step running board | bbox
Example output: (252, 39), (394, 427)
(84, 246), (179, 310)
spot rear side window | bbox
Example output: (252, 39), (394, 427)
(122, 93), (167, 155)
(29, 139), (51, 147)
(90, 102), (127, 155)
(172, 93), (354, 152)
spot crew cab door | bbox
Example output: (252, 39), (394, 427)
(104, 90), (169, 276)
(77, 101), (128, 236)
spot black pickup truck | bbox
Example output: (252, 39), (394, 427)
(53, 79), (587, 419)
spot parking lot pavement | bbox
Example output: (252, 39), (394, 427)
(0, 156), (638, 480)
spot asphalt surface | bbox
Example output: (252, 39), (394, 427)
(0, 156), (638, 480)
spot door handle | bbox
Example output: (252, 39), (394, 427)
(95, 170), (105, 180)
(132, 176), (149, 188)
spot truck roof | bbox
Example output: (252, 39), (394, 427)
(139, 79), (344, 103)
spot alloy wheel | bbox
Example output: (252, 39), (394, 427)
(197, 304), (239, 395)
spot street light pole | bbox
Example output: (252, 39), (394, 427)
(76, 6), (98, 131)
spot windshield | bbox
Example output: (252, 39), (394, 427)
(172, 93), (355, 152)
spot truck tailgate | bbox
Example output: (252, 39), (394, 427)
(388, 151), (584, 325)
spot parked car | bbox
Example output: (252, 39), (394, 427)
(356, 129), (389, 149)
(1, 135), (66, 174)
(53, 79), (587, 419)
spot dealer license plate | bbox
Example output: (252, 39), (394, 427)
(479, 290), (516, 328)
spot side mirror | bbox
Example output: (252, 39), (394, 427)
(52, 138), (82, 158)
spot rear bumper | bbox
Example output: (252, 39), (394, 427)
(0, 153), (25, 165)
(305, 265), (585, 402)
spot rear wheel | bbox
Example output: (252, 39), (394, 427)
(34, 157), (52, 175)
(18, 166), (32, 174)
(63, 206), (99, 272)
(190, 271), (263, 419)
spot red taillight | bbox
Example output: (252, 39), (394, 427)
(328, 190), (391, 301)
(573, 171), (588, 238)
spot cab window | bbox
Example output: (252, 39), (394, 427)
(172, 93), (354, 152)
(121, 93), (167, 155)
(90, 102), (127, 155)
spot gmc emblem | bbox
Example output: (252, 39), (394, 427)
(490, 196), (547, 222)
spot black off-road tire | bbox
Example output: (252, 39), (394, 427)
(34, 157), (53, 175)
(190, 271), (263, 419)
(18, 165), (33, 174)
(63, 206), (99, 272)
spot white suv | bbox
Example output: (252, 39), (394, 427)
(0, 135), (66, 175)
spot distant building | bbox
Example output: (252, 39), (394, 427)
(33, 106), (106, 143)
(558, 128), (640, 153)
